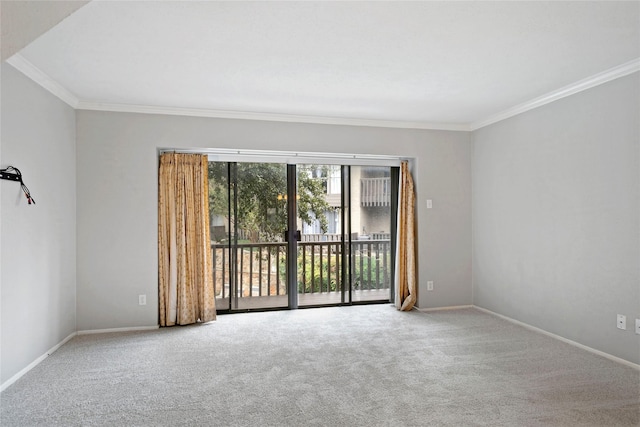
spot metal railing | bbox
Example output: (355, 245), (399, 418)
(301, 233), (359, 242)
(361, 177), (390, 207)
(212, 239), (391, 299)
(212, 242), (285, 299)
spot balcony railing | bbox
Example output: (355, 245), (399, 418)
(361, 177), (390, 207)
(211, 239), (391, 300)
(302, 233), (359, 242)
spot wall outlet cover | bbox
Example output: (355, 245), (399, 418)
(635, 319), (640, 335)
(617, 314), (626, 330)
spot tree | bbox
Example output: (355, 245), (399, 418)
(208, 162), (332, 242)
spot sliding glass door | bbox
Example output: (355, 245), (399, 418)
(297, 164), (351, 307)
(209, 162), (289, 310)
(350, 166), (395, 302)
(209, 160), (396, 312)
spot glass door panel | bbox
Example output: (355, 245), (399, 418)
(209, 162), (288, 311)
(234, 163), (288, 310)
(209, 161), (231, 310)
(350, 166), (393, 302)
(297, 164), (345, 307)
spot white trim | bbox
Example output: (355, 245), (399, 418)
(470, 58), (640, 130)
(77, 101), (469, 131)
(0, 332), (77, 392)
(6, 54), (79, 108)
(417, 305), (474, 312)
(76, 325), (159, 335)
(474, 306), (640, 371)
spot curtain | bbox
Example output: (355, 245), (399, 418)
(158, 153), (216, 326)
(394, 161), (417, 311)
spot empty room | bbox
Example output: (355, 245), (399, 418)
(1, 1), (638, 425)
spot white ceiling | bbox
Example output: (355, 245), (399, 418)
(10, 1), (640, 130)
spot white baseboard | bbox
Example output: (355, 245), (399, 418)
(473, 305), (640, 371)
(417, 305), (473, 312)
(0, 332), (77, 392)
(1, 325), (160, 392)
(77, 325), (159, 335)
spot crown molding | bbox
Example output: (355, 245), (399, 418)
(76, 101), (470, 131)
(7, 52), (638, 132)
(470, 58), (640, 131)
(6, 53), (79, 108)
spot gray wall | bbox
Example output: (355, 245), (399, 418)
(472, 73), (640, 364)
(0, 64), (77, 384)
(75, 111), (472, 330)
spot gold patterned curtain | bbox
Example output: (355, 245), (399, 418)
(395, 161), (417, 311)
(158, 153), (216, 326)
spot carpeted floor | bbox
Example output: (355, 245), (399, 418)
(1, 305), (639, 426)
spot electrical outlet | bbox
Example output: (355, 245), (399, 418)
(617, 314), (626, 330)
(138, 294), (147, 306)
(427, 281), (434, 291)
(426, 199), (433, 209)
(635, 319), (640, 335)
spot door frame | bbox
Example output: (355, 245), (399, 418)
(203, 155), (402, 313)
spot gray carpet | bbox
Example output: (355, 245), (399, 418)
(1, 306), (639, 426)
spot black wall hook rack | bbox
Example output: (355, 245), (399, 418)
(0, 170), (22, 182)
(0, 166), (36, 204)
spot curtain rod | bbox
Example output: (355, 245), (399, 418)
(158, 148), (409, 164)
(158, 148), (406, 161)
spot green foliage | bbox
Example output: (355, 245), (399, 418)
(296, 254), (339, 293)
(208, 162), (331, 242)
(351, 255), (387, 290)
(208, 162), (230, 227)
(297, 166), (330, 233)
(287, 252), (390, 293)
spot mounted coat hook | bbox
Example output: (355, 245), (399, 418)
(0, 166), (35, 204)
